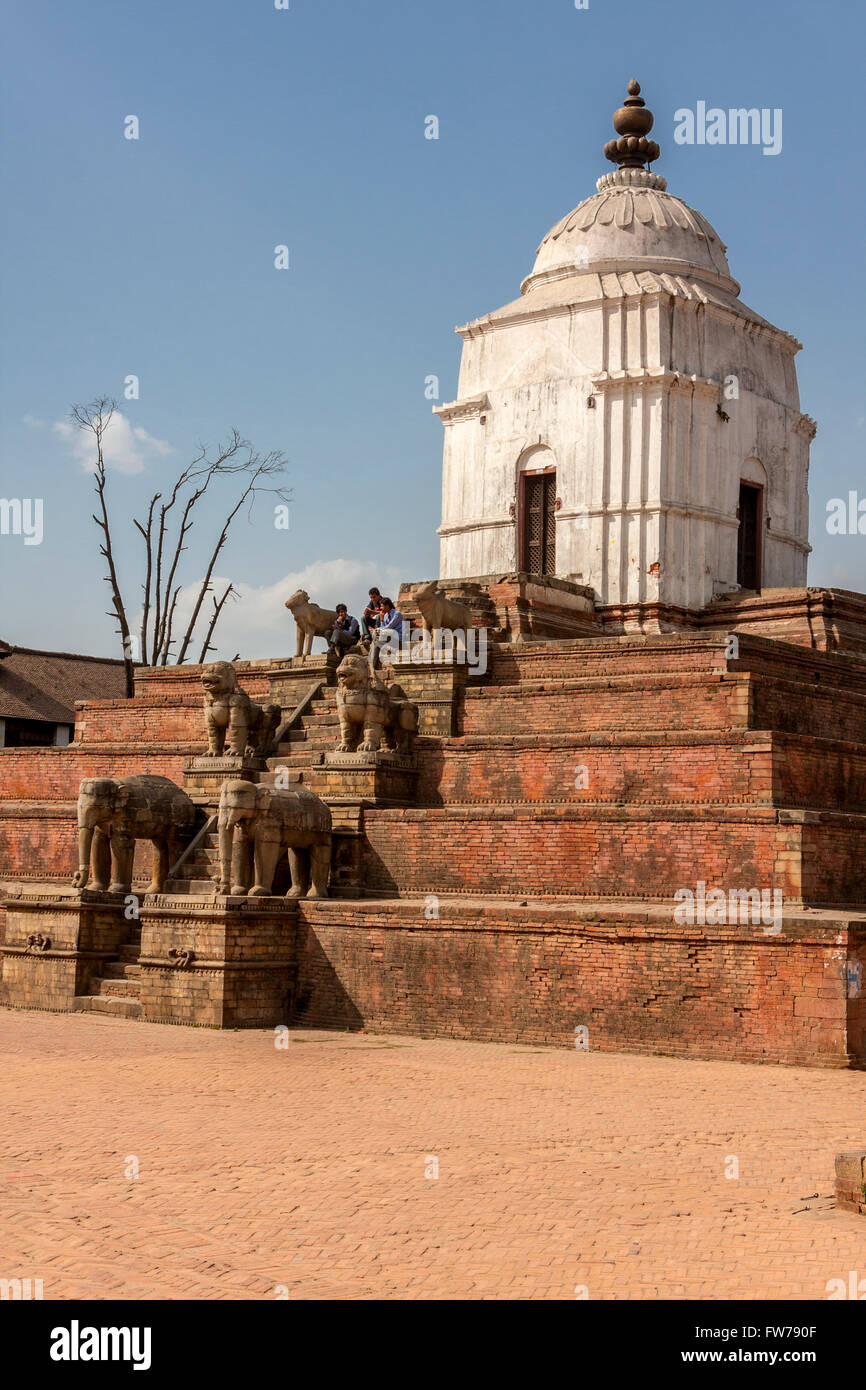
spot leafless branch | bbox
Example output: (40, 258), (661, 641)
(74, 400), (290, 679)
(197, 583), (237, 664)
(70, 397), (136, 697)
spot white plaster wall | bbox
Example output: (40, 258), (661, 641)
(438, 280), (810, 610)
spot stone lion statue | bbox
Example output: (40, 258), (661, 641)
(285, 589), (338, 658)
(201, 661), (281, 759)
(335, 652), (418, 755)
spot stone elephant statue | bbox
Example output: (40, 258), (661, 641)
(217, 778), (332, 898)
(73, 775), (199, 895)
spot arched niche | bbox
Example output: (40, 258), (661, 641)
(515, 446), (557, 576)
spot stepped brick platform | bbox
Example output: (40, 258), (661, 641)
(2, 888), (133, 1015)
(292, 897), (866, 1067)
(137, 893), (297, 1028)
(2, 591), (865, 1063)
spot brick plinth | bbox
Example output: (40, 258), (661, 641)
(312, 751), (417, 803)
(137, 894), (297, 1028)
(294, 898), (866, 1066)
(0, 890), (128, 1011)
(184, 754), (269, 804)
(835, 1151), (866, 1214)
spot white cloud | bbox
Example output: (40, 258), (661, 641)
(149, 557), (404, 662)
(53, 410), (172, 475)
(22, 413), (46, 428)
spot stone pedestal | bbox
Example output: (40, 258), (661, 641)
(138, 893), (297, 1028)
(184, 755), (268, 805)
(383, 655), (472, 737)
(319, 750), (417, 803)
(0, 888), (128, 1012)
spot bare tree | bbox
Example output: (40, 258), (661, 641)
(70, 398), (136, 696)
(70, 398), (290, 691)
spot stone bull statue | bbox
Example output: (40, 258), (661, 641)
(73, 775), (198, 895)
(217, 778), (332, 898)
(413, 580), (475, 636)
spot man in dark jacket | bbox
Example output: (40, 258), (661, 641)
(327, 604), (361, 657)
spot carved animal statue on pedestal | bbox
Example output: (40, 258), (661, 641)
(285, 589), (338, 658)
(217, 778), (332, 898)
(413, 581), (475, 636)
(73, 775), (198, 895)
(379, 673), (419, 755)
(335, 652), (418, 755)
(201, 661), (280, 758)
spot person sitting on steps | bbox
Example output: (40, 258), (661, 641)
(371, 596), (405, 669)
(326, 604), (361, 659)
(360, 587), (383, 640)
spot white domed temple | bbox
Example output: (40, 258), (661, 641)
(432, 81), (824, 634)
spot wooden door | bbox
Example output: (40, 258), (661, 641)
(520, 471), (556, 576)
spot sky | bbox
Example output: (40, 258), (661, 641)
(1, 0), (864, 660)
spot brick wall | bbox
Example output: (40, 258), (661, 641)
(462, 675), (751, 735)
(359, 806), (866, 903)
(415, 733), (866, 812)
(293, 899), (866, 1066)
(0, 747), (189, 799)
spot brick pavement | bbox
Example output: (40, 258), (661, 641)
(0, 1007), (864, 1300)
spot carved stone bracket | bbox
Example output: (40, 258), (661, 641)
(168, 947), (195, 970)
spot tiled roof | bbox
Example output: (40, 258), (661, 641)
(0, 641), (127, 724)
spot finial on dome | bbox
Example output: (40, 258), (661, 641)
(604, 79), (660, 170)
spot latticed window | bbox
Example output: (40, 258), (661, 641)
(520, 471), (556, 576)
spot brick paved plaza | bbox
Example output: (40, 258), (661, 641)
(1, 1008), (865, 1301)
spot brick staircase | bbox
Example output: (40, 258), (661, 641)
(74, 925), (143, 1019)
(266, 688), (341, 792)
(165, 823), (221, 894)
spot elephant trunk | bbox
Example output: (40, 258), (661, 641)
(76, 824), (93, 885)
(218, 817), (234, 892)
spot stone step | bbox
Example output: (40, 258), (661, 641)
(171, 877), (217, 894)
(276, 739), (335, 757)
(73, 995), (142, 1020)
(95, 976), (141, 999)
(257, 770), (302, 788)
(186, 844), (219, 861)
(104, 961), (142, 980)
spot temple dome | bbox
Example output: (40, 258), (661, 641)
(522, 169), (738, 297)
